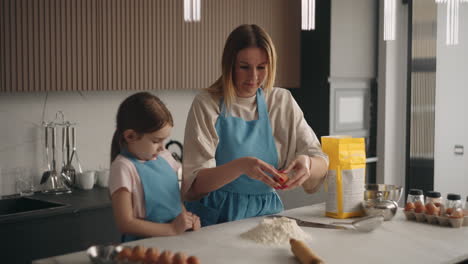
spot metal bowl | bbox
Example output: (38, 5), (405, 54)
(87, 245), (123, 264)
(364, 184), (403, 202)
(362, 197), (398, 221)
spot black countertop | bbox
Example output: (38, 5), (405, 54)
(0, 187), (112, 224)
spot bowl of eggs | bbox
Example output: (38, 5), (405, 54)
(87, 245), (201, 264)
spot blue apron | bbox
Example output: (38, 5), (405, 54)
(121, 150), (182, 242)
(185, 88), (283, 226)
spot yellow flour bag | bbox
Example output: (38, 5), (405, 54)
(322, 136), (366, 219)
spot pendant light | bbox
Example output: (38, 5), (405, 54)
(436, 0), (468, 45)
(301, 0), (316, 30)
(184, 0), (201, 22)
(384, 0), (396, 41)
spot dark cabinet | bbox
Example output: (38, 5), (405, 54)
(0, 188), (120, 264)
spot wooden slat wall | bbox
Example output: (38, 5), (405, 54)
(0, 0), (300, 92)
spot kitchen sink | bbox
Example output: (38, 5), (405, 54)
(0, 196), (68, 218)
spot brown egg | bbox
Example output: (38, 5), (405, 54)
(277, 172), (289, 184)
(117, 247), (132, 260)
(446, 207), (453, 216)
(414, 201), (425, 213)
(158, 250), (174, 264)
(187, 256), (201, 264)
(425, 203), (440, 215)
(131, 245), (147, 262)
(449, 209), (464, 219)
(404, 202), (415, 211)
(173, 252), (187, 264)
(145, 248), (160, 264)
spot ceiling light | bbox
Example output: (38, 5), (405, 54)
(436, 0), (468, 45)
(301, 0), (316, 30)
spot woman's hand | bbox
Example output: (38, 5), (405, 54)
(241, 157), (283, 188)
(171, 211), (195, 235)
(281, 155), (311, 190)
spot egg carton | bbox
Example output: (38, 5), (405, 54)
(403, 209), (468, 228)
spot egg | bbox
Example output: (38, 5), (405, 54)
(449, 209), (464, 219)
(145, 248), (160, 264)
(425, 203), (440, 216)
(187, 256), (202, 264)
(446, 207), (453, 216)
(117, 247), (132, 260)
(404, 202), (415, 211)
(158, 251), (174, 264)
(130, 245), (146, 262)
(276, 172), (289, 184)
(173, 252), (187, 264)
(414, 201), (426, 213)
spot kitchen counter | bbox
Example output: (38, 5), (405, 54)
(0, 187), (112, 224)
(33, 203), (468, 264)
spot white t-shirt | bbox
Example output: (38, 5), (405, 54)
(182, 87), (329, 195)
(109, 150), (181, 219)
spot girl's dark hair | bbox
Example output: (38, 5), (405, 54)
(111, 92), (173, 162)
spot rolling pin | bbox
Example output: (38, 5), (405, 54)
(290, 238), (325, 264)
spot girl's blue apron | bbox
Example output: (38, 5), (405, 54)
(121, 150), (182, 242)
(185, 88), (283, 226)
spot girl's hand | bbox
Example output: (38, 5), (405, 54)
(171, 211), (194, 235)
(281, 155), (311, 190)
(192, 214), (201, 231)
(241, 157), (283, 188)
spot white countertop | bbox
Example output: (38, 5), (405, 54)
(34, 203), (468, 264)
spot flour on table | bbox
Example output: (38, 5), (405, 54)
(241, 217), (311, 246)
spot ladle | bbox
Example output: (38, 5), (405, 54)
(268, 214), (384, 232)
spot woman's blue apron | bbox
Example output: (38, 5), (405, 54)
(185, 88), (283, 226)
(121, 150), (182, 242)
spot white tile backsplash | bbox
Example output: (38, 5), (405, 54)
(0, 90), (197, 195)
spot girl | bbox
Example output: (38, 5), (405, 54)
(109, 92), (200, 242)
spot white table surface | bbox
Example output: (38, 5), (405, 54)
(34, 203), (468, 264)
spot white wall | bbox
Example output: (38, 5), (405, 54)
(376, 2), (408, 188)
(0, 90), (197, 195)
(435, 5), (468, 199)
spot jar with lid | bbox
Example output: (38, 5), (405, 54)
(404, 189), (425, 215)
(425, 191), (443, 207)
(445, 193), (463, 216)
(407, 189), (424, 204)
(465, 196), (468, 213)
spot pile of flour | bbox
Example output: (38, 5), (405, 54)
(240, 217), (311, 246)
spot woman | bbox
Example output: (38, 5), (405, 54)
(182, 24), (328, 226)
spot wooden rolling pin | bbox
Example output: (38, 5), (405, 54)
(290, 238), (325, 264)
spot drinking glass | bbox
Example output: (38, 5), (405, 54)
(15, 167), (34, 196)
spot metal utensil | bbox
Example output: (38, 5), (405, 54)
(331, 215), (385, 232)
(40, 126), (51, 184)
(61, 126), (75, 187)
(42, 126), (71, 194)
(267, 215), (350, 230)
(268, 214), (384, 232)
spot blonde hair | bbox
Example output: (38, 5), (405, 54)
(206, 24), (277, 110)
